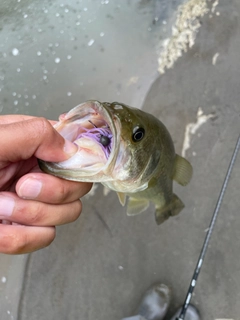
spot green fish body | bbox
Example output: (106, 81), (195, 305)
(39, 101), (192, 225)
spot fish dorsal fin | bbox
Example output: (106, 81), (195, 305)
(172, 154), (193, 186)
(127, 197), (149, 216)
(117, 192), (127, 206)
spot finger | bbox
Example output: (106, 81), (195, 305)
(0, 117), (77, 164)
(0, 192), (82, 226)
(0, 224), (55, 254)
(0, 114), (56, 126)
(0, 159), (39, 191)
(16, 173), (92, 204)
(0, 115), (35, 125)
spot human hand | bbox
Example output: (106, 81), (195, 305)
(0, 115), (92, 254)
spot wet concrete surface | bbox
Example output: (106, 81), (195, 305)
(0, 0), (240, 319)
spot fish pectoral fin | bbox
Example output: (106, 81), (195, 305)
(172, 154), (193, 186)
(117, 192), (127, 206)
(127, 197), (149, 216)
(155, 193), (184, 225)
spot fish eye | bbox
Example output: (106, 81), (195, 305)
(132, 126), (145, 142)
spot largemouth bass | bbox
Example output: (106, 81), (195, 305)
(39, 101), (193, 225)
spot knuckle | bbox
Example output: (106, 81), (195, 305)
(55, 180), (81, 203)
(18, 202), (43, 225)
(57, 182), (69, 202)
(26, 118), (52, 145)
(35, 117), (51, 137)
(29, 205), (44, 225)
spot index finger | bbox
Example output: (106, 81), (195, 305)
(0, 114), (56, 126)
(0, 115), (34, 125)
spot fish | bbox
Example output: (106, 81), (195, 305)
(38, 101), (193, 225)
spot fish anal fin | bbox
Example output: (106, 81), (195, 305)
(172, 154), (193, 186)
(155, 194), (184, 225)
(127, 197), (149, 216)
(117, 192), (126, 206)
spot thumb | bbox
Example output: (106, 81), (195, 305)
(0, 117), (77, 163)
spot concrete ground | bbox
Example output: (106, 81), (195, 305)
(0, 0), (240, 319)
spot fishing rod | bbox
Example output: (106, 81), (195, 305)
(175, 134), (240, 320)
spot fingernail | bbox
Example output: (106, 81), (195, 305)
(18, 178), (42, 199)
(0, 195), (15, 217)
(63, 139), (78, 156)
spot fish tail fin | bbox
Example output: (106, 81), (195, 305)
(155, 194), (184, 225)
(172, 154), (193, 186)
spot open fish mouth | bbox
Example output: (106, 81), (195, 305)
(39, 101), (120, 181)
